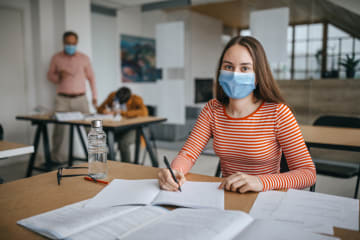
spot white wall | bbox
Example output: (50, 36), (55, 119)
(250, 8), (289, 65)
(34, 0), (57, 109)
(64, 0), (95, 113)
(64, 0), (92, 57)
(190, 11), (222, 105)
(116, 7), (188, 124)
(91, 12), (118, 104)
(113, 8), (222, 124)
(116, 6), (161, 108)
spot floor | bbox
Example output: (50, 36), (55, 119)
(0, 139), (358, 199)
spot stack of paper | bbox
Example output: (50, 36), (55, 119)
(16, 181), (348, 240)
(249, 189), (359, 235)
(54, 112), (84, 121)
(18, 200), (338, 240)
(83, 114), (120, 121)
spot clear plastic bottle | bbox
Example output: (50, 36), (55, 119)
(88, 120), (108, 179)
(112, 98), (122, 121)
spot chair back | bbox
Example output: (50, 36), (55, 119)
(0, 124), (3, 140)
(146, 105), (157, 117)
(313, 115), (360, 129)
(280, 153), (289, 173)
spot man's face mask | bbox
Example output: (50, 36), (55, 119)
(219, 70), (256, 99)
(64, 45), (77, 56)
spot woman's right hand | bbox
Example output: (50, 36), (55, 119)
(158, 168), (186, 192)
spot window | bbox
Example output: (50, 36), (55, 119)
(239, 23), (359, 79)
(290, 23), (323, 80)
(327, 25), (360, 78)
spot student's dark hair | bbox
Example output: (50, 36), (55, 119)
(215, 36), (286, 106)
(63, 31), (78, 42)
(116, 87), (132, 104)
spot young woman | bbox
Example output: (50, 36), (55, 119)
(158, 36), (316, 193)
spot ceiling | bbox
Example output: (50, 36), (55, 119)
(91, 0), (168, 9)
(90, 0), (233, 10)
(188, 0), (325, 29)
(91, 0), (360, 38)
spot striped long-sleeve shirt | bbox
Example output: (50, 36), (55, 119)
(171, 99), (316, 191)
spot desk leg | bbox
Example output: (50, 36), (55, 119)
(134, 128), (141, 164)
(26, 124), (43, 177)
(42, 124), (52, 170)
(140, 127), (159, 168)
(354, 167), (360, 198)
(68, 125), (74, 166)
(107, 130), (115, 160)
(76, 126), (88, 159)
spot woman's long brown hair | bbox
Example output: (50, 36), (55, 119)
(215, 36), (287, 106)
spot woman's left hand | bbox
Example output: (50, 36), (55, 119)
(218, 172), (263, 193)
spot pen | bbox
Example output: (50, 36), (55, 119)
(163, 156), (182, 192)
(84, 176), (109, 185)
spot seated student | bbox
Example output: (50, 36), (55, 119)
(97, 87), (148, 162)
(158, 36), (316, 193)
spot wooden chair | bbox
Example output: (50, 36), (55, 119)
(311, 115), (360, 198)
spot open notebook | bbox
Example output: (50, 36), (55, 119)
(17, 200), (338, 240)
(84, 179), (224, 209)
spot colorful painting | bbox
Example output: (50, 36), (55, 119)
(121, 34), (157, 82)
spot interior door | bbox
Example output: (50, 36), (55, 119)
(0, 7), (28, 142)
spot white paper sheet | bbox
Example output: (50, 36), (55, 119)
(69, 206), (168, 240)
(121, 208), (253, 240)
(54, 112), (84, 121)
(237, 219), (340, 240)
(250, 190), (359, 235)
(272, 189), (359, 233)
(17, 200), (138, 239)
(153, 181), (224, 209)
(85, 179), (224, 209)
(249, 191), (286, 219)
(85, 179), (160, 208)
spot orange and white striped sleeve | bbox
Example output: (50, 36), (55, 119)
(258, 104), (316, 191)
(171, 101), (214, 174)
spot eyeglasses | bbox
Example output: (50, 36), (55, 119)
(57, 167), (97, 185)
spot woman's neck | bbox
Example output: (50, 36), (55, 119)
(226, 95), (261, 118)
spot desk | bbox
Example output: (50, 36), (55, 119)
(301, 125), (360, 153)
(0, 161), (358, 240)
(16, 115), (166, 176)
(0, 141), (34, 159)
(0, 141), (34, 184)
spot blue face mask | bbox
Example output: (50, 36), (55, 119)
(219, 70), (256, 99)
(64, 45), (76, 55)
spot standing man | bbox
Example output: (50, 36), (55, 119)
(47, 31), (97, 163)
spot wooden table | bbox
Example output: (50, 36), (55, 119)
(0, 141), (34, 159)
(16, 115), (166, 177)
(0, 161), (358, 239)
(0, 141), (34, 184)
(301, 125), (360, 153)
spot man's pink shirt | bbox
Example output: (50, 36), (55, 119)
(47, 51), (97, 100)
